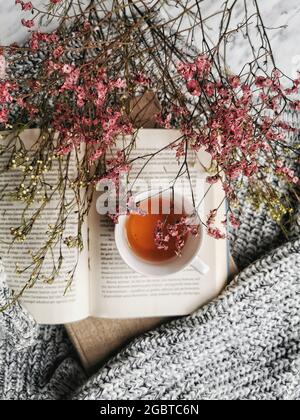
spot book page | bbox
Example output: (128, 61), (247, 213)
(89, 129), (229, 318)
(0, 130), (89, 324)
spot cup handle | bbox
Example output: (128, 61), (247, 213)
(191, 256), (210, 275)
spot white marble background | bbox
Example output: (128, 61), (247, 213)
(0, 0), (300, 77)
(202, 0), (300, 78)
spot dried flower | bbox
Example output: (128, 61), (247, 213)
(229, 212), (240, 229)
(18, 1), (33, 11)
(154, 217), (199, 255)
(21, 19), (35, 28)
(206, 210), (226, 239)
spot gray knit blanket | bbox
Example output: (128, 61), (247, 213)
(0, 190), (300, 399)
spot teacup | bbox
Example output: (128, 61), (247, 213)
(115, 190), (210, 277)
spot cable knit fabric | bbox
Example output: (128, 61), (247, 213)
(0, 262), (87, 400)
(74, 239), (300, 400)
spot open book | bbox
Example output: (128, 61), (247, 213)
(0, 129), (229, 324)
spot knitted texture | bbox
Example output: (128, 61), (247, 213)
(0, 262), (87, 400)
(1, 233), (300, 400)
(74, 239), (300, 400)
(0, 260), (37, 350)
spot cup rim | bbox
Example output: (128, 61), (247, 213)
(114, 189), (203, 277)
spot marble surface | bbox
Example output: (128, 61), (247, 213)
(0, 0), (300, 78)
(213, 0), (300, 78)
(0, 0), (57, 45)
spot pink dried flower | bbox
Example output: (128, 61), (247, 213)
(46, 60), (61, 74)
(96, 152), (131, 185)
(83, 21), (91, 31)
(22, 2), (33, 11)
(53, 46), (64, 59)
(0, 108), (8, 124)
(154, 217), (199, 255)
(21, 19), (34, 28)
(230, 76), (240, 89)
(275, 161), (299, 184)
(206, 210), (226, 240)
(110, 78), (127, 89)
(276, 160), (284, 168)
(206, 209), (217, 226)
(195, 55), (211, 77)
(0, 81), (13, 104)
(156, 113), (172, 129)
(62, 64), (74, 74)
(272, 69), (281, 80)
(154, 220), (170, 251)
(170, 105), (187, 118)
(134, 73), (151, 86)
(177, 61), (196, 81)
(256, 75), (277, 90)
(177, 55), (211, 82)
(60, 68), (80, 91)
(95, 80), (108, 106)
(187, 79), (201, 96)
(285, 85), (299, 95)
(206, 175), (219, 184)
(90, 148), (104, 162)
(255, 76), (267, 87)
(207, 227), (226, 239)
(229, 212), (240, 229)
(292, 101), (300, 111)
(29, 35), (39, 51)
(76, 86), (86, 108)
(204, 82), (215, 97)
(16, 97), (25, 107)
